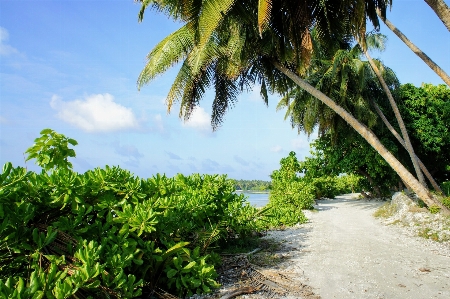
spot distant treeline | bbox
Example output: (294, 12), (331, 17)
(233, 179), (271, 191)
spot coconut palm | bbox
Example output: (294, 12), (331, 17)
(279, 32), (443, 193)
(136, 0), (448, 211)
(357, 35), (426, 186)
(424, 0), (450, 31)
(375, 9), (450, 87)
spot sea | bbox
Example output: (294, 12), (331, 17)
(236, 191), (270, 207)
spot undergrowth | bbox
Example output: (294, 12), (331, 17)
(374, 203), (397, 218)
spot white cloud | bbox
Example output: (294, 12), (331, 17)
(291, 137), (310, 150)
(270, 145), (283, 153)
(182, 107), (212, 134)
(50, 94), (139, 132)
(0, 27), (18, 56)
(0, 116), (7, 124)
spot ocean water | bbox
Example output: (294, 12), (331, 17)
(236, 191), (270, 207)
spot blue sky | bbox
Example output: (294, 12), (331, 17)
(1, 0), (449, 180)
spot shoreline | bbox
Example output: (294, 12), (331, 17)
(235, 190), (270, 194)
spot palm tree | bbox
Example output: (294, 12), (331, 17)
(136, 0), (448, 212)
(424, 0), (450, 31)
(358, 35), (426, 187)
(279, 32), (443, 193)
(375, 9), (450, 87)
(371, 101), (443, 193)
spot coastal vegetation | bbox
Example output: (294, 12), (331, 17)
(233, 180), (271, 192)
(0, 130), (272, 297)
(2, 0), (450, 297)
(136, 0), (449, 212)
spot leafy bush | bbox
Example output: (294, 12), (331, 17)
(309, 176), (339, 199)
(442, 181), (450, 196)
(429, 205), (441, 214)
(442, 197), (450, 209)
(0, 129), (268, 298)
(267, 152), (315, 226)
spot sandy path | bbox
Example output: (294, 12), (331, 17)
(266, 194), (450, 299)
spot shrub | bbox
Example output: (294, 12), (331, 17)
(0, 129), (267, 298)
(267, 152), (315, 227)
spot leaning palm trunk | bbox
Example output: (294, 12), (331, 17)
(376, 9), (450, 87)
(273, 61), (450, 215)
(424, 0), (450, 31)
(371, 102), (444, 194)
(362, 49), (427, 187)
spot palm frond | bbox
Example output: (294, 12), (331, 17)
(198, 0), (236, 46)
(260, 79), (269, 106)
(138, 23), (195, 89)
(211, 72), (238, 129)
(257, 0), (272, 37)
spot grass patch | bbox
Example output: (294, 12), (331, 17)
(374, 203), (397, 218)
(418, 228), (440, 242)
(389, 219), (402, 226)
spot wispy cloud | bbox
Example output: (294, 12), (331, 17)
(187, 163), (198, 172)
(0, 116), (8, 124)
(50, 94), (139, 132)
(0, 27), (18, 56)
(113, 142), (143, 159)
(201, 159), (220, 172)
(270, 145), (283, 153)
(182, 107), (213, 135)
(201, 159), (234, 173)
(234, 155), (249, 166)
(165, 151), (182, 160)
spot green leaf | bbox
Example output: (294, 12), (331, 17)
(183, 261), (196, 270)
(1, 162), (12, 178)
(167, 268), (178, 278)
(68, 139), (78, 146)
(40, 128), (53, 134)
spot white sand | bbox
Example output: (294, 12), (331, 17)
(263, 194), (450, 299)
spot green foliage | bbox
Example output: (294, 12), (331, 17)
(396, 84), (450, 185)
(267, 152), (314, 226)
(0, 130), (269, 298)
(233, 179), (271, 191)
(335, 174), (361, 194)
(373, 203), (397, 218)
(429, 205), (441, 214)
(25, 129), (78, 171)
(442, 181), (450, 196)
(304, 135), (398, 197)
(442, 195), (450, 210)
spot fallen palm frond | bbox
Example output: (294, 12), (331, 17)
(217, 254), (320, 299)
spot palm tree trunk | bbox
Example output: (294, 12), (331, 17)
(272, 61), (450, 215)
(424, 0), (450, 31)
(362, 49), (427, 187)
(371, 101), (444, 194)
(376, 9), (450, 87)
